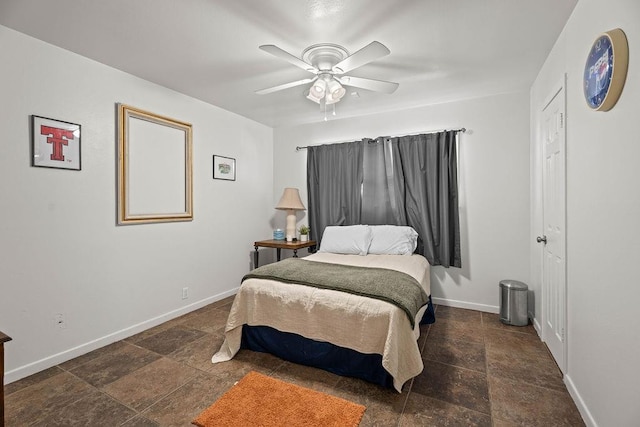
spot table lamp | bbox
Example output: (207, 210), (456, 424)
(275, 188), (306, 242)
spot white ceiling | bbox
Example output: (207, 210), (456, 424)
(0, 0), (577, 128)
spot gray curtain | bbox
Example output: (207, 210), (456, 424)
(307, 130), (461, 268)
(392, 131), (461, 268)
(307, 140), (364, 244)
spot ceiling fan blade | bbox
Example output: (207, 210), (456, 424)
(337, 76), (399, 94)
(259, 45), (318, 73)
(332, 41), (390, 74)
(255, 77), (317, 95)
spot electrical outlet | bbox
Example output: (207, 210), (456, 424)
(182, 287), (189, 300)
(54, 313), (66, 329)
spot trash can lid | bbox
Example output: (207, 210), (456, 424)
(499, 280), (528, 290)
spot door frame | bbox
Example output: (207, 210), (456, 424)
(537, 74), (568, 373)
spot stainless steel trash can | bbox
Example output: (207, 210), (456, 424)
(499, 280), (528, 326)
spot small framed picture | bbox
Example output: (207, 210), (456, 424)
(31, 115), (81, 170)
(213, 155), (236, 181)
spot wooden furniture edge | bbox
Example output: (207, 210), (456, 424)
(1, 330), (12, 427)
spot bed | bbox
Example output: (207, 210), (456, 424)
(211, 225), (434, 392)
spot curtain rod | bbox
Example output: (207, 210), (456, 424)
(295, 127), (466, 151)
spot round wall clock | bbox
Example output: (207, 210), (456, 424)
(583, 28), (629, 111)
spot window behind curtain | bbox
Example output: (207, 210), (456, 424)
(361, 137), (406, 226)
(307, 131), (461, 267)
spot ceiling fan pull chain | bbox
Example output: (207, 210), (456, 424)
(318, 97), (335, 120)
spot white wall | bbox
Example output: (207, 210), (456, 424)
(530, 0), (640, 425)
(0, 25), (274, 382)
(274, 92), (531, 313)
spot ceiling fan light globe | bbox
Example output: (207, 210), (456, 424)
(333, 86), (346, 99)
(311, 79), (326, 96)
(325, 90), (342, 104)
(313, 87), (325, 97)
(306, 90), (322, 104)
(325, 95), (339, 105)
(326, 79), (346, 99)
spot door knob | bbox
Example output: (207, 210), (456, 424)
(536, 235), (547, 244)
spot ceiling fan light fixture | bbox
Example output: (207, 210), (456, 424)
(306, 89), (322, 103)
(325, 93), (340, 105)
(327, 79), (346, 100)
(311, 79), (326, 96)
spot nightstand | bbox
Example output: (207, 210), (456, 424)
(253, 239), (317, 268)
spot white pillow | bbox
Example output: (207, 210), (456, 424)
(368, 225), (419, 255)
(319, 225), (372, 256)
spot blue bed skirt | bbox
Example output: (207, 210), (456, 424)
(240, 296), (435, 388)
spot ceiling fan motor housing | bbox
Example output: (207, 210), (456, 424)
(302, 44), (349, 72)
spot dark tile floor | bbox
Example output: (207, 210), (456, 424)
(4, 300), (585, 426)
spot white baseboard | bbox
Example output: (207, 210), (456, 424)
(431, 297), (499, 314)
(4, 288), (238, 384)
(532, 316), (542, 336)
(529, 320), (591, 425)
(564, 373), (597, 427)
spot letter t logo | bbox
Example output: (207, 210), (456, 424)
(40, 125), (74, 161)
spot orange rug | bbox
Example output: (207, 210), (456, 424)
(192, 371), (366, 427)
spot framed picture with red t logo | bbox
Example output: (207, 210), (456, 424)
(31, 115), (81, 170)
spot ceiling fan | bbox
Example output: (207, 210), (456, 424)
(255, 41), (399, 108)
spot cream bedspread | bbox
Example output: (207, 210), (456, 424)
(211, 253), (431, 392)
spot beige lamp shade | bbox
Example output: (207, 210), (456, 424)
(275, 188), (305, 242)
(275, 188), (306, 211)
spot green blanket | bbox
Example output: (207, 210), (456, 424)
(242, 258), (428, 328)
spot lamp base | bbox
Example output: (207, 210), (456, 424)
(285, 211), (297, 242)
